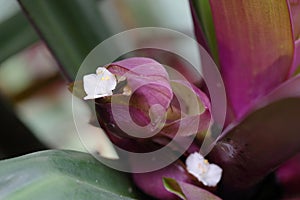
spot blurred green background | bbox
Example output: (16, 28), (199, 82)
(0, 0), (194, 158)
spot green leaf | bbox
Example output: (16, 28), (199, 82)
(190, 0), (219, 64)
(0, 11), (39, 63)
(0, 150), (144, 200)
(163, 178), (186, 200)
(18, 0), (111, 81)
(163, 178), (221, 200)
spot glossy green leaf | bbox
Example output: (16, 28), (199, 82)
(0, 150), (144, 200)
(0, 11), (38, 63)
(18, 0), (111, 81)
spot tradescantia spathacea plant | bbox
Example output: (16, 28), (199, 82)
(13, 0), (300, 199)
(79, 0), (300, 199)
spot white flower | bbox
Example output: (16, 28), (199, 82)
(186, 152), (222, 187)
(83, 67), (117, 100)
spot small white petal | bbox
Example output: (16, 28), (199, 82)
(203, 164), (223, 187)
(83, 74), (98, 95)
(83, 67), (117, 100)
(186, 152), (222, 187)
(186, 152), (206, 175)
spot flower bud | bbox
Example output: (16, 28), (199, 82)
(83, 57), (211, 149)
